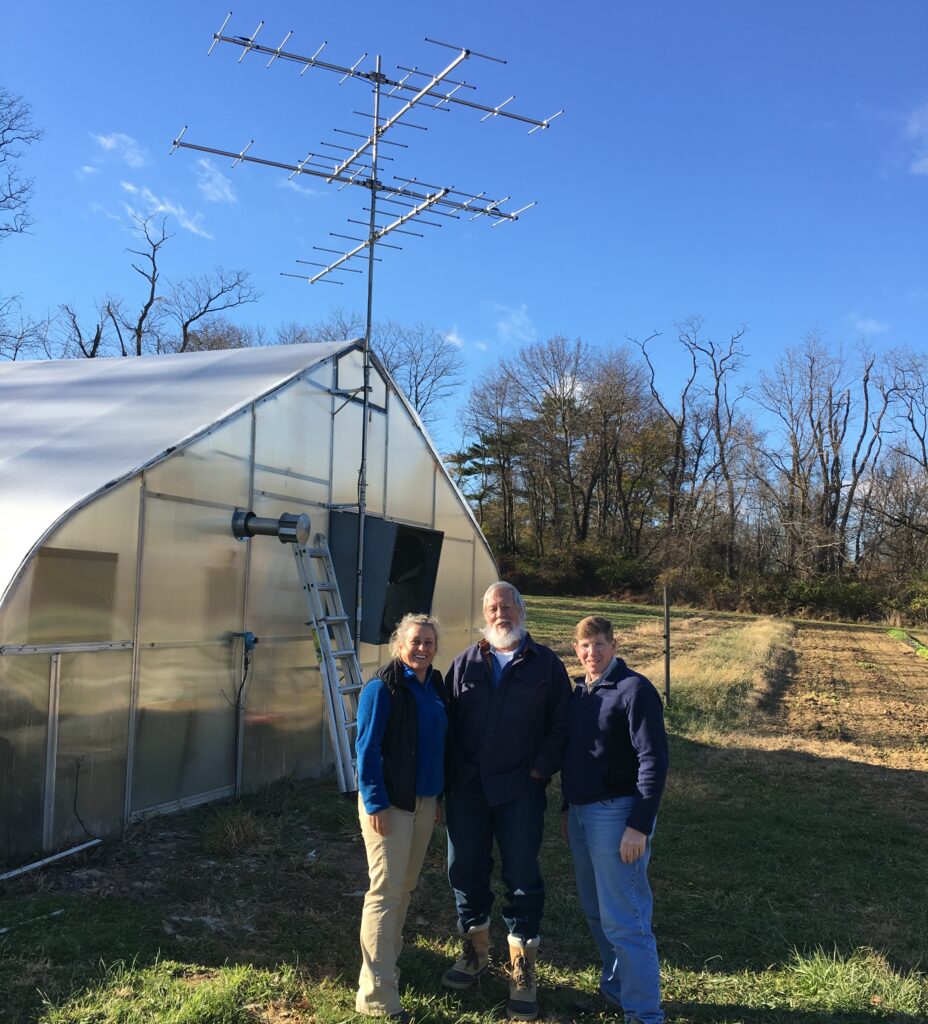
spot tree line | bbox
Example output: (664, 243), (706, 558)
(6, 87), (927, 620)
(448, 323), (928, 622)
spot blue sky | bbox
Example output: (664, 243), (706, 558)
(4, 1), (928, 449)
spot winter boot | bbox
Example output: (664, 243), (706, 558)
(506, 935), (539, 1021)
(441, 923), (490, 990)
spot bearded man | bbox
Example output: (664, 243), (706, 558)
(440, 581), (571, 1021)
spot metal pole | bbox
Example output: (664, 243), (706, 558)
(663, 585), (671, 705)
(0, 841), (102, 882)
(355, 54), (382, 654)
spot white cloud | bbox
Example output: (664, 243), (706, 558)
(848, 313), (890, 335)
(88, 202), (126, 225)
(76, 165), (98, 179)
(445, 329), (465, 348)
(195, 158), (237, 204)
(91, 132), (148, 168)
(904, 101), (928, 176)
(474, 341), (489, 352)
(494, 303), (538, 345)
(277, 176), (319, 197)
(120, 181), (212, 239)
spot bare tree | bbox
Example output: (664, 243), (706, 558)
(283, 310), (463, 428)
(185, 317), (267, 351)
(375, 321), (464, 428)
(752, 336), (892, 577)
(679, 317), (749, 578)
(53, 216), (260, 358)
(633, 329), (697, 543)
(0, 294), (50, 361)
(278, 308), (363, 345)
(168, 266), (261, 353)
(105, 217), (170, 356)
(56, 302), (110, 359)
(0, 88), (43, 241)
(0, 89), (45, 357)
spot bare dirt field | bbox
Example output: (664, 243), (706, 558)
(755, 623), (928, 773)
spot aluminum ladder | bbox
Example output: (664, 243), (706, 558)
(292, 533), (363, 796)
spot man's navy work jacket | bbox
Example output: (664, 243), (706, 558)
(561, 657), (669, 835)
(445, 633), (571, 807)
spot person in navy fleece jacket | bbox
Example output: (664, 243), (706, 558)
(561, 615), (669, 1024)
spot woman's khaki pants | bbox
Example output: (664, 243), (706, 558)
(356, 796), (437, 1016)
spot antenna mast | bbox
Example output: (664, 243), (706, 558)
(172, 13), (562, 652)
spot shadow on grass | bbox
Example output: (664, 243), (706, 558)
(2, 736), (926, 1021)
(647, 735), (928, 976)
(662, 1001), (925, 1024)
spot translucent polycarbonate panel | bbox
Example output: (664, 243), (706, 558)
(336, 349), (388, 409)
(244, 495), (318, 637)
(323, 364), (387, 516)
(0, 481), (140, 646)
(145, 414), (251, 507)
(434, 470), (481, 541)
(365, 403), (387, 517)
(473, 542), (499, 629)
(329, 401), (363, 507)
(131, 645), (237, 812)
(52, 651), (131, 848)
(385, 401), (436, 525)
(0, 655), (48, 860)
(430, 537), (476, 640)
(241, 639), (324, 788)
(138, 496), (246, 644)
(253, 378), (333, 506)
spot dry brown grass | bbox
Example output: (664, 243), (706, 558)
(639, 617), (792, 701)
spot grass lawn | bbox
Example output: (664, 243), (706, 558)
(1, 597), (926, 1023)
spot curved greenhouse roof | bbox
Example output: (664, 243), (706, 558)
(0, 341), (350, 605)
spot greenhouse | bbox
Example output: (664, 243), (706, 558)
(0, 341), (497, 865)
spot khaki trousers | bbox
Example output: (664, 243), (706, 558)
(356, 795), (437, 1016)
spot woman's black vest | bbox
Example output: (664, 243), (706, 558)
(376, 658), (447, 812)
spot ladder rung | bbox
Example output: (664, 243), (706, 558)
(307, 547), (328, 557)
(332, 647), (356, 658)
(316, 582), (337, 591)
(324, 615), (350, 625)
(340, 682), (362, 695)
(345, 719), (358, 731)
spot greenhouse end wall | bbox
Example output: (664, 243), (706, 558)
(0, 346), (497, 865)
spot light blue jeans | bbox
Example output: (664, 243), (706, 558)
(568, 797), (663, 1024)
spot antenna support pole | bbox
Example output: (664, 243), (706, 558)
(355, 54), (383, 655)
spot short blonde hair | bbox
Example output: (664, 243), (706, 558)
(574, 615), (614, 643)
(389, 612), (441, 659)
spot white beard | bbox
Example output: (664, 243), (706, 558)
(483, 622), (526, 650)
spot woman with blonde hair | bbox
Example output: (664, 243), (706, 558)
(355, 612), (448, 1022)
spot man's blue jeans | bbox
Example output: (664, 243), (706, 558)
(568, 797), (663, 1024)
(446, 774), (546, 939)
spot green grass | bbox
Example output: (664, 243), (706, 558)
(2, 598), (926, 1023)
(887, 627), (928, 660)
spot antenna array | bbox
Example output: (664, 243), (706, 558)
(171, 12), (561, 651)
(171, 12), (562, 285)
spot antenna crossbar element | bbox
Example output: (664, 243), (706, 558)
(208, 29), (561, 132)
(170, 132), (528, 222)
(328, 49), (469, 180)
(308, 189), (449, 284)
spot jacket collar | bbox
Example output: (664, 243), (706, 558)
(574, 656), (628, 689)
